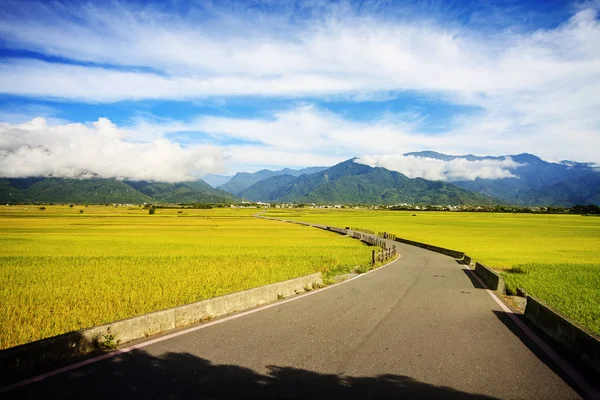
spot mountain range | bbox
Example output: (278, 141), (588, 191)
(239, 159), (495, 205)
(0, 177), (235, 204)
(218, 166), (327, 196)
(404, 151), (600, 207)
(1, 152), (598, 206)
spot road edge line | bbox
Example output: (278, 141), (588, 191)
(464, 265), (599, 400)
(0, 255), (401, 393)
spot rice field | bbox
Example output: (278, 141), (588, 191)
(266, 208), (600, 335)
(0, 205), (373, 349)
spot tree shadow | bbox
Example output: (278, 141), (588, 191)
(0, 330), (105, 387)
(6, 349), (500, 400)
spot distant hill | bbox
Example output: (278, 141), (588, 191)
(239, 159), (497, 205)
(405, 151), (600, 206)
(218, 166), (327, 196)
(517, 173), (600, 207)
(237, 174), (298, 202)
(0, 178), (235, 204)
(202, 174), (233, 188)
(4, 152), (597, 206)
(125, 180), (236, 203)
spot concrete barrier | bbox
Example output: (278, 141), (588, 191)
(258, 215), (463, 260)
(463, 254), (472, 266)
(474, 262), (505, 292)
(394, 237), (464, 259)
(524, 295), (600, 373)
(327, 226), (348, 235)
(0, 273), (323, 377)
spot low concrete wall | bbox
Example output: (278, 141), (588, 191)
(394, 237), (464, 259)
(261, 216), (600, 377)
(474, 262), (505, 292)
(0, 273), (322, 377)
(327, 226), (348, 235)
(524, 295), (600, 373)
(291, 221), (311, 227)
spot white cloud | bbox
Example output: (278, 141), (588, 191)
(127, 104), (433, 163)
(0, 59), (363, 102)
(0, 118), (224, 182)
(0, 3), (598, 100)
(129, 103), (598, 167)
(355, 155), (524, 182)
(0, 2), (599, 165)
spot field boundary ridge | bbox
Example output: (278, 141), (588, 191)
(0, 272), (322, 381)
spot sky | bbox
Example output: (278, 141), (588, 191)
(0, 0), (599, 182)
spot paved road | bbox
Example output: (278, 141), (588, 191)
(3, 230), (590, 399)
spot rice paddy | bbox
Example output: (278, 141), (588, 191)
(265, 208), (600, 335)
(0, 205), (373, 349)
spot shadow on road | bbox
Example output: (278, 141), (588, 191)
(459, 269), (597, 398)
(491, 310), (599, 400)
(461, 268), (486, 289)
(7, 349), (500, 399)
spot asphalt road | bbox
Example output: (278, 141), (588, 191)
(2, 231), (590, 399)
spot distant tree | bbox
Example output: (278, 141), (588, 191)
(79, 209), (84, 214)
(148, 207), (156, 215)
(570, 204), (599, 214)
(586, 204), (600, 214)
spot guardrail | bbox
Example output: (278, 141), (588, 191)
(372, 246), (397, 265)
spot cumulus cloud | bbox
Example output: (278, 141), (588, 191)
(0, 3), (598, 102)
(0, 118), (224, 182)
(0, 2), (599, 165)
(355, 155), (524, 182)
(131, 103), (599, 168)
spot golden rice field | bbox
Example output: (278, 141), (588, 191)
(266, 208), (600, 335)
(0, 205), (372, 349)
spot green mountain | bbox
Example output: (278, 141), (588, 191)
(239, 159), (497, 205)
(125, 180), (235, 203)
(0, 178), (152, 204)
(406, 151), (600, 206)
(516, 173), (600, 207)
(218, 166), (327, 196)
(0, 178), (235, 204)
(237, 174), (298, 202)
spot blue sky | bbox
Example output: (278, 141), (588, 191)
(0, 0), (599, 181)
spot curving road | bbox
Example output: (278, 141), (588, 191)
(2, 228), (594, 399)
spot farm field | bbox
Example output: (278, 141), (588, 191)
(266, 208), (600, 335)
(0, 205), (372, 350)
